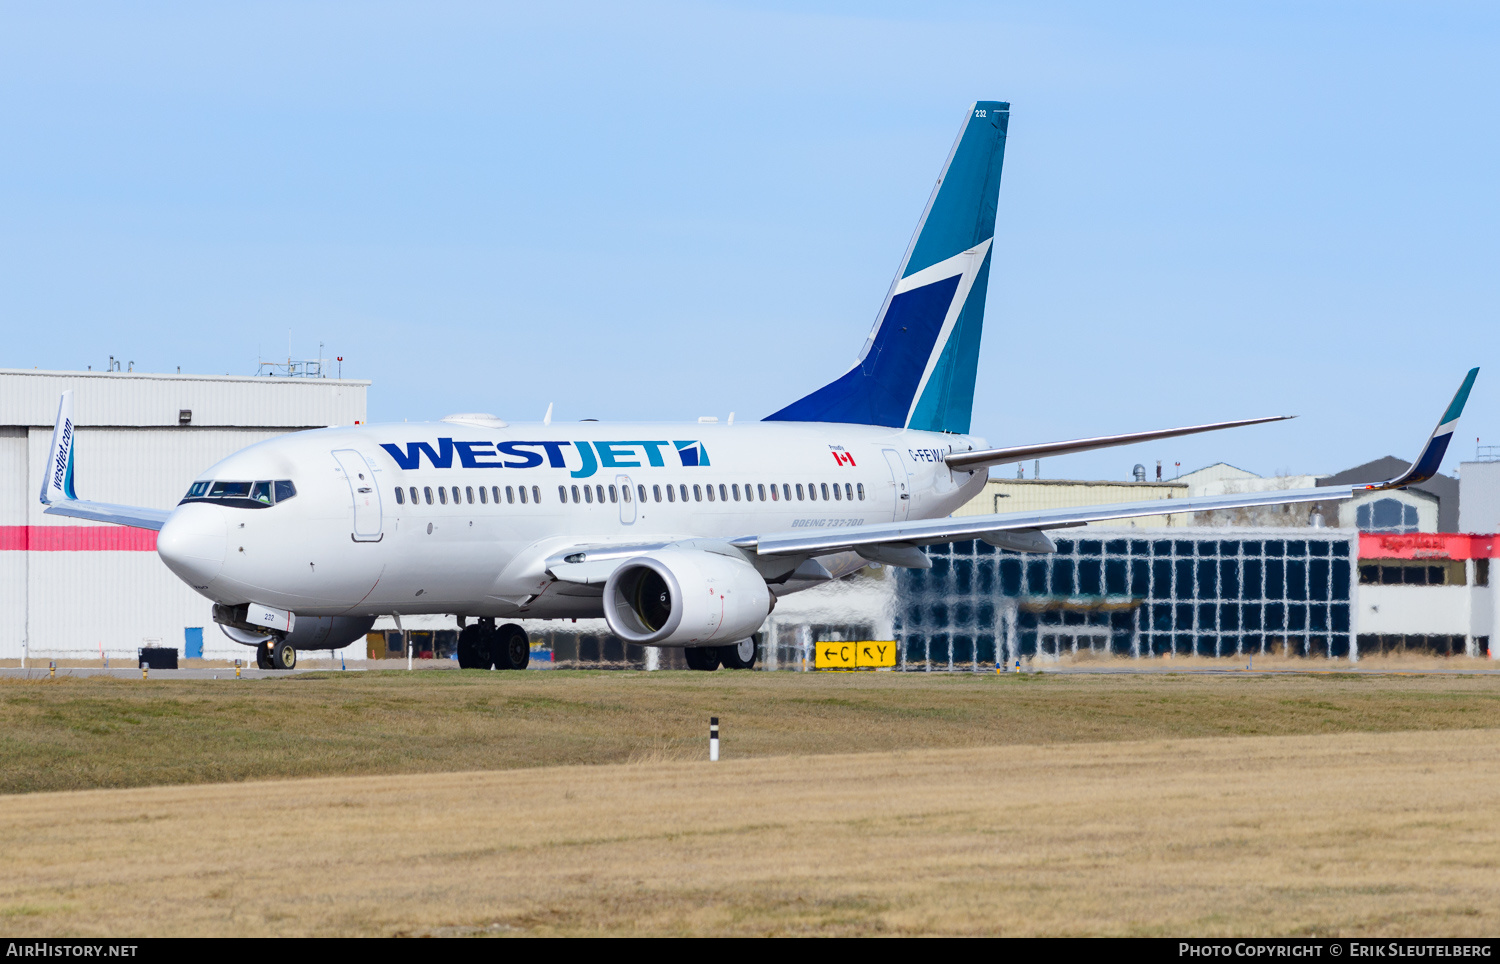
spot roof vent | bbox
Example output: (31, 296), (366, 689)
(442, 413), (509, 428)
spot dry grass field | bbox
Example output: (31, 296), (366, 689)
(1, 730), (1498, 937)
(2, 669), (1499, 795)
(2, 670), (1499, 936)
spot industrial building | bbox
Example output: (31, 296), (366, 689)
(953, 461), (1382, 531)
(1320, 458), (1459, 532)
(893, 457), (1498, 667)
(952, 477), (1188, 527)
(897, 528), (1358, 666)
(1, 368), (367, 662)
(895, 527), (1494, 667)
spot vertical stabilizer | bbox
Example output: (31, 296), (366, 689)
(766, 102), (1009, 432)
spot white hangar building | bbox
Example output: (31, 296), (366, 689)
(0, 368), (367, 662)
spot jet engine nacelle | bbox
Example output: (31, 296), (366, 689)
(603, 547), (772, 647)
(215, 603), (375, 651)
(283, 614), (377, 651)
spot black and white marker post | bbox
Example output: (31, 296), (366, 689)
(709, 717), (720, 762)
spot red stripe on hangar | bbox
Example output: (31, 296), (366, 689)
(0, 526), (158, 551)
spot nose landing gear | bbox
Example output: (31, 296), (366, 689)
(457, 619), (530, 670)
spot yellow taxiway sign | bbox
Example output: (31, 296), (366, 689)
(814, 640), (897, 670)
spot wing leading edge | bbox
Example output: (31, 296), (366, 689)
(43, 500), (171, 531)
(945, 415), (1293, 472)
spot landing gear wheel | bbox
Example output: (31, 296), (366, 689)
(255, 643), (273, 670)
(457, 624), (488, 669)
(720, 638), (757, 670)
(684, 647), (721, 671)
(271, 639), (297, 670)
(493, 623), (529, 670)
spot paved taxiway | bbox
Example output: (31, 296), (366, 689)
(4, 664), (1498, 679)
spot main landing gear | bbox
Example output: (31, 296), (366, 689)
(255, 639), (297, 670)
(457, 619), (530, 670)
(685, 639), (757, 672)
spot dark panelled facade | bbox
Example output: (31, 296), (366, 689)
(896, 530), (1357, 669)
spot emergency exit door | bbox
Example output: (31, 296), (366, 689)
(617, 475), (636, 525)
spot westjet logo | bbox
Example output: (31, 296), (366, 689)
(378, 439), (709, 480)
(51, 419), (72, 493)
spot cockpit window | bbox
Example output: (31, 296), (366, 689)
(210, 481), (251, 499)
(180, 479), (297, 509)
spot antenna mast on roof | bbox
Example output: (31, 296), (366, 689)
(256, 332), (328, 378)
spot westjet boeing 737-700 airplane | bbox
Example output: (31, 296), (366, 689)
(37, 102), (1478, 670)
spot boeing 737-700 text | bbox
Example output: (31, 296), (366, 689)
(36, 102), (1478, 670)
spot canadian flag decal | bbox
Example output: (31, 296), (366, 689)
(832, 451), (856, 467)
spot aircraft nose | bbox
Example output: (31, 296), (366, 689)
(157, 504), (227, 589)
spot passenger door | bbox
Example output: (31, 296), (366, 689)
(332, 449), (384, 542)
(617, 474), (636, 525)
(882, 449), (910, 522)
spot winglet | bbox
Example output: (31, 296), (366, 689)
(39, 391), (77, 505)
(1367, 367), (1479, 491)
(35, 389), (170, 531)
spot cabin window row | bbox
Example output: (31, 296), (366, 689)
(557, 481), (867, 504)
(395, 480), (870, 507)
(394, 484), (544, 506)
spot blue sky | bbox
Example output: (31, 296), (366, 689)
(3, 1), (1497, 480)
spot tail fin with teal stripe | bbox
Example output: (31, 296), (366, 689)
(765, 101), (1009, 433)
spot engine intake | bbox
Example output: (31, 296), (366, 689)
(604, 547), (772, 646)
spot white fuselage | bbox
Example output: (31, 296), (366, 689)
(155, 420), (987, 621)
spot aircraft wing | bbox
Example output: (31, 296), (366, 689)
(945, 415), (1292, 471)
(545, 483), (1355, 582)
(734, 484), (1355, 562)
(43, 500), (171, 531)
(38, 390), (171, 532)
(740, 366), (1480, 566)
(548, 368), (1477, 578)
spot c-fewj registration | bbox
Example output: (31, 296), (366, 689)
(39, 102), (1477, 671)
